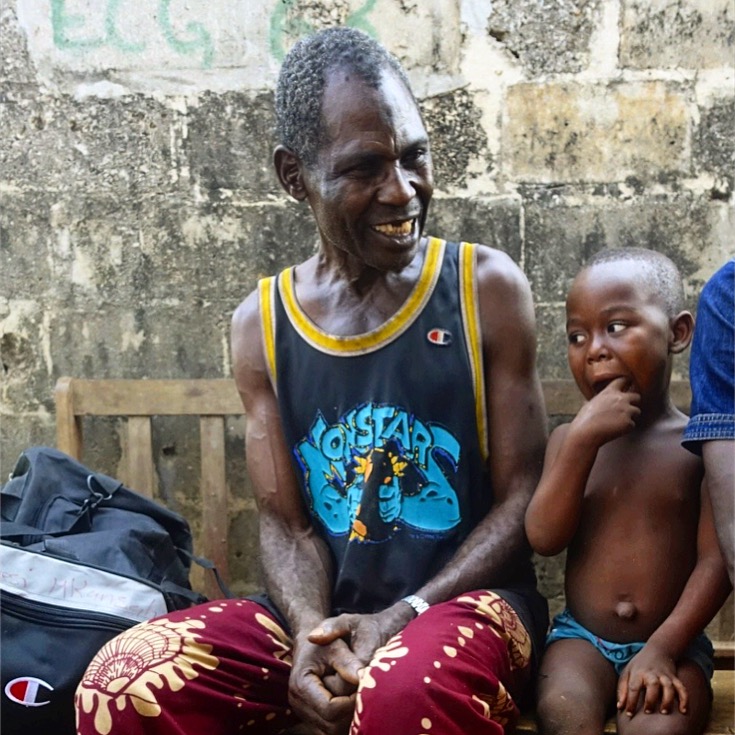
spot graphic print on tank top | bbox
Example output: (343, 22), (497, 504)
(260, 238), (491, 563)
(294, 404), (461, 542)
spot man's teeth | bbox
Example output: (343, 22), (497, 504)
(374, 220), (413, 236)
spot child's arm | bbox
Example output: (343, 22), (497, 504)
(616, 481), (733, 717)
(525, 377), (640, 555)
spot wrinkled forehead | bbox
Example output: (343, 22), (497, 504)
(321, 65), (424, 137)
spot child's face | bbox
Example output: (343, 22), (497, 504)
(565, 260), (673, 402)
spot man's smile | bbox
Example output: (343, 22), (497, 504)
(371, 218), (416, 237)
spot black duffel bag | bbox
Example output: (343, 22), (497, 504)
(0, 446), (209, 735)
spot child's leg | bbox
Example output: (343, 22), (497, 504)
(535, 638), (617, 735)
(616, 659), (711, 735)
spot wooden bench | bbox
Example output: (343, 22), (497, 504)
(54, 377), (243, 600)
(53, 376), (733, 733)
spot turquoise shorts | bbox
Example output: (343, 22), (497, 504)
(546, 609), (714, 679)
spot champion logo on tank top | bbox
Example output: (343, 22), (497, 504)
(427, 328), (452, 346)
(5, 676), (54, 707)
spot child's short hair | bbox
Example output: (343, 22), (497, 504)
(585, 247), (684, 318)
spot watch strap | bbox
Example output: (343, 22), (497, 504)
(401, 594), (430, 616)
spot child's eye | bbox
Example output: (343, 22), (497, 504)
(608, 322), (626, 334)
(567, 332), (586, 345)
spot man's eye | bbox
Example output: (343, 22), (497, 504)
(403, 148), (429, 167)
(349, 163), (378, 177)
(341, 158), (381, 178)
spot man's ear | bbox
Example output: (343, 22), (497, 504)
(274, 145), (307, 201)
(669, 310), (695, 354)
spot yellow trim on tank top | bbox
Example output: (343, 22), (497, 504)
(459, 242), (489, 461)
(278, 237), (446, 356)
(258, 276), (277, 388)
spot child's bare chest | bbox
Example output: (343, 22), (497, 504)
(583, 435), (702, 518)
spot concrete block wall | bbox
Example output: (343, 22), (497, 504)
(2, 0), (733, 627)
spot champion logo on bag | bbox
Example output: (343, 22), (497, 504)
(5, 677), (53, 707)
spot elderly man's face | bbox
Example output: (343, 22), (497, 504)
(301, 67), (434, 273)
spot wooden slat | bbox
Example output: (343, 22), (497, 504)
(66, 379), (243, 416)
(199, 416), (230, 600)
(55, 377), (691, 422)
(715, 640), (735, 671)
(54, 376), (83, 459)
(708, 670), (735, 734)
(124, 417), (155, 499)
(669, 379), (693, 412)
(54, 378), (691, 422)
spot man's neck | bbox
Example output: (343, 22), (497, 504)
(292, 240), (427, 336)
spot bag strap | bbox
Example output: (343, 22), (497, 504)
(180, 549), (235, 600)
(160, 579), (209, 606)
(0, 472), (120, 542)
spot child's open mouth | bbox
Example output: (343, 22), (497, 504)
(592, 378), (615, 394)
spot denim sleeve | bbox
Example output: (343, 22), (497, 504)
(683, 260), (735, 453)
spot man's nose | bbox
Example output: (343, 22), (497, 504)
(379, 164), (414, 204)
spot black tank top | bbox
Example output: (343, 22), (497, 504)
(258, 238), (533, 616)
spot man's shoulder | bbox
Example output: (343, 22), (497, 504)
(460, 242), (533, 317)
(467, 243), (528, 286)
(232, 267), (291, 328)
(232, 286), (262, 329)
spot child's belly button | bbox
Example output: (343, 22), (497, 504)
(614, 600), (638, 620)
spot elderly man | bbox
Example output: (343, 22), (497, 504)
(76, 26), (548, 735)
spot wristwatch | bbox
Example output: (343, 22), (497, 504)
(401, 594), (430, 616)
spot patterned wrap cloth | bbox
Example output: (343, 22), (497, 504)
(76, 592), (532, 735)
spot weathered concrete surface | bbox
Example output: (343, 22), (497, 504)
(487, 0), (600, 76)
(621, 0), (735, 70)
(505, 81), (691, 183)
(2, 0), (733, 630)
(694, 96), (735, 191)
(426, 196), (522, 262)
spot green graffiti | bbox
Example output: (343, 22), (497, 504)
(50, 0), (213, 68)
(106, 0), (145, 53)
(51, 0), (144, 51)
(269, 0), (378, 61)
(158, 0), (214, 69)
(51, 0), (105, 49)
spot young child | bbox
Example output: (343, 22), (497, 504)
(525, 248), (731, 735)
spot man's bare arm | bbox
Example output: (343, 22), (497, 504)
(703, 441), (734, 584)
(413, 246), (547, 602)
(232, 291), (332, 634)
(309, 248), (547, 673)
(231, 292), (360, 733)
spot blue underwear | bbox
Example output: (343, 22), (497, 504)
(546, 609), (714, 679)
